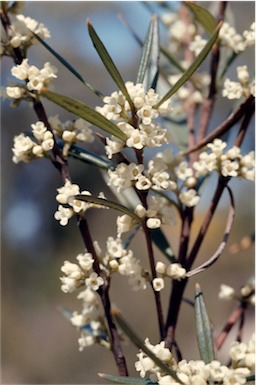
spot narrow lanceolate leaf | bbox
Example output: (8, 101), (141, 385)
(136, 15), (159, 90)
(136, 15), (156, 84)
(150, 228), (176, 263)
(98, 372), (157, 385)
(87, 19), (135, 112)
(40, 89), (127, 142)
(114, 311), (183, 384)
(194, 283), (215, 364)
(184, 2), (217, 36)
(33, 32), (103, 99)
(73, 194), (142, 223)
(154, 22), (222, 109)
(57, 142), (116, 170)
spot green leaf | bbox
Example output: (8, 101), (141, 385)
(154, 22), (222, 109)
(40, 89), (127, 142)
(194, 283), (215, 364)
(32, 32), (103, 99)
(184, 2), (217, 36)
(87, 19), (135, 112)
(114, 312), (183, 384)
(98, 373), (157, 385)
(73, 194), (142, 224)
(160, 44), (186, 73)
(150, 228), (176, 263)
(136, 15), (159, 90)
(58, 141), (115, 170)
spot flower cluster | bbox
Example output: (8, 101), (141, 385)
(1, 12), (50, 56)
(54, 180), (106, 226)
(96, 82), (172, 158)
(153, 261), (187, 291)
(6, 58), (57, 97)
(48, 115), (94, 156)
(219, 21), (255, 53)
(192, 139), (255, 181)
(219, 278), (255, 306)
(135, 336), (255, 385)
(12, 121), (54, 163)
(70, 288), (109, 351)
(222, 65), (254, 100)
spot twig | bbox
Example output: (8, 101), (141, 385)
(215, 303), (245, 350)
(186, 185), (235, 277)
(142, 222), (166, 340)
(182, 94), (255, 157)
(197, 1), (228, 142)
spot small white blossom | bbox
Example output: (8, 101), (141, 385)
(6, 86), (25, 99)
(76, 253), (94, 272)
(189, 35), (207, 56)
(54, 204), (73, 226)
(219, 284), (236, 300)
(166, 263), (186, 280)
(85, 272), (104, 291)
(56, 180), (80, 204)
(179, 189), (200, 207)
(146, 218), (161, 229)
(153, 278), (165, 292)
(222, 79), (243, 99)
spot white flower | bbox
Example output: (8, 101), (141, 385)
(6, 86), (25, 99)
(179, 189), (200, 207)
(219, 284), (236, 300)
(85, 272), (104, 291)
(61, 260), (83, 279)
(153, 278), (165, 291)
(166, 263), (186, 280)
(229, 341), (247, 362)
(11, 58), (30, 80)
(31, 121), (47, 140)
(54, 204), (73, 226)
(237, 65), (250, 85)
(12, 133), (35, 163)
(76, 253), (94, 272)
(175, 161), (193, 181)
(189, 35), (207, 56)
(137, 104), (159, 125)
(221, 159), (239, 177)
(222, 79), (243, 99)
(243, 22), (255, 46)
(156, 261), (167, 275)
(60, 276), (78, 293)
(56, 180), (80, 204)
(117, 214), (136, 237)
(146, 218), (161, 229)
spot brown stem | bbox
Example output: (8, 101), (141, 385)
(165, 208), (193, 348)
(233, 99), (255, 147)
(182, 94), (255, 157)
(78, 218), (129, 376)
(186, 176), (230, 270)
(197, 1), (228, 143)
(215, 304), (245, 350)
(142, 222), (165, 340)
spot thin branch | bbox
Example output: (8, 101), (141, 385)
(186, 185), (235, 277)
(215, 303), (245, 350)
(142, 222), (166, 340)
(182, 94), (255, 157)
(197, 1), (228, 142)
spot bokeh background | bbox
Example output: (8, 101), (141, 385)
(1, 1), (255, 384)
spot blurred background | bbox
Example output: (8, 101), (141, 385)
(1, 1), (255, 384)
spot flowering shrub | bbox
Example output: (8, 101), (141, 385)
(1, 1), (255, 384)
